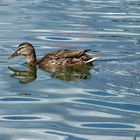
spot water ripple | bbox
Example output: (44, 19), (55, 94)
(2, 116), (41, 121)
(74, 99), (140, 113)
(37, 35), (79, 42)
(0, 97), (40, 102)
(82, 122), (135, 129)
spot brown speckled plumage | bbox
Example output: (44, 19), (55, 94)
(38, 49), (93, 67)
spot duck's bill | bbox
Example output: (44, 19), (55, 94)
(8, 51), (18, 59)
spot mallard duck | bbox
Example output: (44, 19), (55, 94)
(10, 42), (99, 68)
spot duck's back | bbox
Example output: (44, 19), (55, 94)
(47, 49), (87, 58)
(38, 49), (93, 68)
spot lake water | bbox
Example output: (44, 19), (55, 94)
(0, 0), (140, 140)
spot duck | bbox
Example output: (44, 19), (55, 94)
(10, 42), (99, 68)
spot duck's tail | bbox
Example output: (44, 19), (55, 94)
(85, 56), (100, 63)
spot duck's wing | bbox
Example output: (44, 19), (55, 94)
(49, 50), (88, 58)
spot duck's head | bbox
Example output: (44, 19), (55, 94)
(10, 42), (36, 64)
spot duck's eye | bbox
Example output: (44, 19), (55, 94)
(17, 46), (24, 51)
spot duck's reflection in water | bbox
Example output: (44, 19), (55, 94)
(40, 63), (93, 81)
(8, 64), (37, 84)
(9, 64), (94, 83)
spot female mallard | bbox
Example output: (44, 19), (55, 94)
(10, 42), (99, 68)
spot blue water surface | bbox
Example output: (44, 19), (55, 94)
(0, 0), (140, 140)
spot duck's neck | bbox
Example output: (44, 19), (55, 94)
(26, 52), (37, 64)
